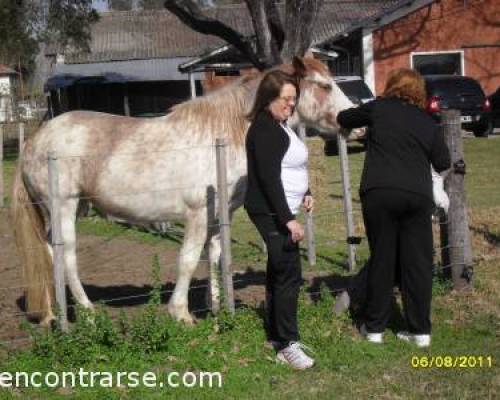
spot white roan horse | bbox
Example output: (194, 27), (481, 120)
(12, 57), (356, 325)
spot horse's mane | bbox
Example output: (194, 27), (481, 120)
(166, 74), (261, 147)
(165, 57), (331, 147)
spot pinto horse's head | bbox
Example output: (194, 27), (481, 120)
(283, 56), (360, 137)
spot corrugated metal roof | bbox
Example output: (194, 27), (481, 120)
(61, 0), (410, 64)
(45, 57), (203, 91)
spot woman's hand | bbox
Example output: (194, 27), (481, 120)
(286, 220), (304, 242)
(303, 195), (314, 212)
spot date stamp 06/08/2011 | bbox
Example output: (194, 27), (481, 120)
(410, 355), (494, 369)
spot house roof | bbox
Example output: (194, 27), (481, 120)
(0, 64), (17, 75)
(60, 0), (411, 65)
(45, 57), (204, 91)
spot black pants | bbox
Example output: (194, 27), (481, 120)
(347, 253), (402, 316)
(248, 213), (302, 348)
(361, 189), (434, 334)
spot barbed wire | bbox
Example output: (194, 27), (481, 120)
(0, 257), (491, 350)
(0, 255), (482, 321)
(0, 258), (485, 348)
(14, 144), (218, 163)
(1, 128), (497, 349)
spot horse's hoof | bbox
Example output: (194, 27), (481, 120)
(82, 302), (95, 312)
(167, 303), (196, 325)
(179, 314), (198, 326)
(39, 314), (56, 328)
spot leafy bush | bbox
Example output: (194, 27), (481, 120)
(26, 255), (170, 364)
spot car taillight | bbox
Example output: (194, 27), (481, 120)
(483, 98), (491, 112)
(427, 95), (440, 113)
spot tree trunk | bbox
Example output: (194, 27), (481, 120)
(282, 0), (323, 61)
(164, 0), (324, 68)
(164, 0), (267, 69)
(441, 110), (473, 290)
(244, 0), (283, 65)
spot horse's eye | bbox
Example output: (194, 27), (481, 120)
(319, 83), (332, 92)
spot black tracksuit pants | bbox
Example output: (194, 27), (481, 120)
(361, 188), (434, 334)
(248, 213), (302, 348)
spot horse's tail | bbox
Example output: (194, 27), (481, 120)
(10, 162), (54, 324)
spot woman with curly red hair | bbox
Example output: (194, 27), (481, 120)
(337, 68), (450, 347)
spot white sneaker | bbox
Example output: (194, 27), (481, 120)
(359, 324), (384, 344)
(397, 331), (431, 348)
(276, 342), (315, 370)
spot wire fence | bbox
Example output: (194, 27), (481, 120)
(0, 111), (482, 348)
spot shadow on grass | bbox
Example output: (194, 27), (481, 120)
(329, 193), (362, 204)
(471, 225), (500, 246)
(322, 143), (366, 157)
(16, 264), (408, 334)
(307, 265), (408, 333)
(15, 268), (268, 322)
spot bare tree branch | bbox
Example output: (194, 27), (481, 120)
(282, 0), (323, 61)
(164, 0), (267, 69)
(265, 0), (285, 52)
(244, 0), (283, 65)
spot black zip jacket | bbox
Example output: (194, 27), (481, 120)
(245, 110), (307, 225)
(337, 97), (451, 200)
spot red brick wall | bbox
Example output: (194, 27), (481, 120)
(373, 0), (500, 95)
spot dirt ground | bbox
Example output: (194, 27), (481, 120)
(0, 209), (275, 348)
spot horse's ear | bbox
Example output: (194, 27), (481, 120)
(292, 56), (307, 80)
(304, 49), (315, 59)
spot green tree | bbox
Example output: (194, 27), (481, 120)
(0, 0), (99, 71)
(0, 0), (37, 69)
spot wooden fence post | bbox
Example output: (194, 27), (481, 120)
(337, 134), (357, 271)
(215, 138), (235, 313)
(18, 122), (24, 156)
(0, 124), (4, 207)
(48, 151), (69, 331)
(189, 73), (197, 99)
(305, 211), (317, 266)
(123, 84), (130, 117)
(440, 110), (473, 290)
(298, 125), (317, 266)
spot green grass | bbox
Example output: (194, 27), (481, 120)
(76, 217), (183, 251)
(0, 138), (499, 399)
(461, 137), (500, 208)
(0, 282), (497, 399)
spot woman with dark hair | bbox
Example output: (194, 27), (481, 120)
(245, 69), (314, 369)
(336, 68), (450, 347)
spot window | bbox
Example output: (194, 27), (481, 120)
(411, 51), (464, 75)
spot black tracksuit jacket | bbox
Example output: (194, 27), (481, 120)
(244, 110), (309, 225)
(337, 97), (450, 200)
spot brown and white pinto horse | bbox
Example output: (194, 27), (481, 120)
(11, 57), (356, 325)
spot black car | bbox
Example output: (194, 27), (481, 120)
(424, 75), (492, 137)
(324, 76), (375, 155)
(488, 87), (500, 129)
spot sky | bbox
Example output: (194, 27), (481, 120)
(92, 0), (109, 12)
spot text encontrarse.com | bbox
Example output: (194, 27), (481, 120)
(0, 369), (223, 389)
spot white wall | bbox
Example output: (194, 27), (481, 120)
(362, 29), (375, 95)
(0, 76), (11, 95)
(0, 76), (13, 122)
